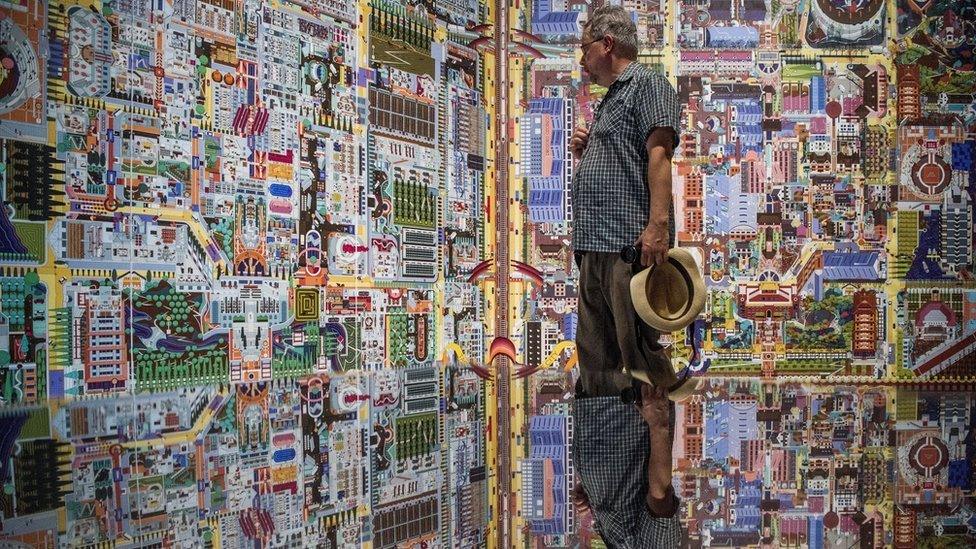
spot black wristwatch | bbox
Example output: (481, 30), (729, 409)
(620, 244), (640, 265)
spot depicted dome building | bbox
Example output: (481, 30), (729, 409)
(807, 0), (885, 46)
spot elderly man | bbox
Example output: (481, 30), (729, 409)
(568, 5), (683, 548)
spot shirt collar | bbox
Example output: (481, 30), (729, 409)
(601, 62), (637, 104)
(613, 61), (639, 85)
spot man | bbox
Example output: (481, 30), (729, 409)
(568, 5), (683, 548)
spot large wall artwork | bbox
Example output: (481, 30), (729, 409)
(0, 0), (495, 546)
(0, 0), (973, 547)
(515, 0), (976, 547)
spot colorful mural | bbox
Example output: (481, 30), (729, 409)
(0, 0), (973, 547)
(0, 0), (496, 546)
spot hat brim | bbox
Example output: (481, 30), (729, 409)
(629, 248), (706, 333)
(625, 367), (699, 402)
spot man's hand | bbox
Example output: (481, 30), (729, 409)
(571, 483), (591, 517)
(635, 221), (669, 267)
(570, 126), (589, 161)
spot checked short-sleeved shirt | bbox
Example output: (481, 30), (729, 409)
(572, 62), (682, 253)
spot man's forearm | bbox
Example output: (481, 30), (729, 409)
(647, 151), (672, 228)
(646, 423), (677, 517)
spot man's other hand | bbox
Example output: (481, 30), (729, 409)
(571, 483), (591, 517)
(635, 221), (669, 267)
(570, 126), (589, 161)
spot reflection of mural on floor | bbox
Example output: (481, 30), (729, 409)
(658, 381), (976, 548)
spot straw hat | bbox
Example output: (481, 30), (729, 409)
(626, 248), (706, 401)
(629, 247), (706, 333)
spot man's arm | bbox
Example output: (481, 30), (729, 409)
(638, 383), (679, 517)
(635, 127), (675, 267)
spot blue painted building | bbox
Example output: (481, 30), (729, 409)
(532, 0), (581, 36)
(524, 415), (569, 535)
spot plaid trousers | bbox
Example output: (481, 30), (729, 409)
(571, 393), (682, 548)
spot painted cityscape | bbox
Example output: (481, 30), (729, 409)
(0, 0), (972, 547)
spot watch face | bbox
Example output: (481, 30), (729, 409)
(621, 245), (639, 264)
(620, 386), (640, 405)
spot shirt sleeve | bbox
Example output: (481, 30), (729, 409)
(646, 484), (681, 519)
(634, 73), (682, 149)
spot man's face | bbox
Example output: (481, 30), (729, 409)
(579, 29), (605, 79)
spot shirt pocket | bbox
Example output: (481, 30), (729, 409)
(591, 98), (625, 137)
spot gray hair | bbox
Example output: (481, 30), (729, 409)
(584, 6), (639, 60)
